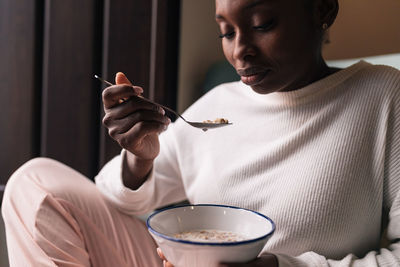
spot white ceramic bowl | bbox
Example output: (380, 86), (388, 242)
(147, 204), (275, 267)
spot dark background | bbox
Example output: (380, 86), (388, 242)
(0, 0), (181, 201)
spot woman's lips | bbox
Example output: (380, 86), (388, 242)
(240, 72), (268, 85)
(237, 67), (270, 86)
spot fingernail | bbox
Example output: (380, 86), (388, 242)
(159, 108), (165, 115)
(156, 248), (161, 257)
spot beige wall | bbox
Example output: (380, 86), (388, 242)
(178, 0), (224, 112)
(323, 0), (400, 59)
(178, 0), (400, 111)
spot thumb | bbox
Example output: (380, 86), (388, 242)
(115, 72), (132, 85)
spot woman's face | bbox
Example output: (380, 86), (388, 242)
(216, 0), (323, 94)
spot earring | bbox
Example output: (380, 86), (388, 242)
(322, 23), (330, 44)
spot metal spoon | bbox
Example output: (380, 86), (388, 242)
(95, 75), (232, 131)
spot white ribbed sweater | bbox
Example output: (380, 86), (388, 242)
(96, 61), (400, 266)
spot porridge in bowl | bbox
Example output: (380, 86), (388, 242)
(174, 229), (246, 242)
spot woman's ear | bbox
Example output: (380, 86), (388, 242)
(313, 0), (339, 29)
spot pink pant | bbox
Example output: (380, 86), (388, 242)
(1, 158), (162, 267)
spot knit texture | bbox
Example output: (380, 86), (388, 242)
(96, 61), (400, 266)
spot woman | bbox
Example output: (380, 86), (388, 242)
(2, 0), (400, 266)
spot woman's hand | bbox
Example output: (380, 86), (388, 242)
(219, 254), (278, 267)
(102, 72), (171, 189)
(156, 248), (278, 267)
(157, 248), (174, 267)
(102, 72), (170, 160)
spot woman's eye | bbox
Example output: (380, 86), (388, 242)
(218, 31), (235, 39)
(253, 20), (275, 31)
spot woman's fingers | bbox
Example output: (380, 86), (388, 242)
(115, 71), (133, 85)
(104, 96), (165, 119)
(120, 121), (166, 145)
(102, 84), (143, 109)
(104, 110), (170, 138)
(108, 121), (165, 159)
(219, 254), (278, 267)
(114, 72), (144, 104)
(164, 260), (174, 267)
(156, 248), (166, 260)
(101, 72), (143, 109)
(157, 248), (174, 267)
(100, 72), (166, 158)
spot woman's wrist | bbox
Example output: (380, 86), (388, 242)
(122, 150), (154, 190)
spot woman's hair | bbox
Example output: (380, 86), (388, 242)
(303, 0), (315, 10)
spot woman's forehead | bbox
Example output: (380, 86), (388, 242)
(215, 0), (283, 8)
(215, 0), (311, 4)
(216, 0), (270, 9)
(215, 0), (310, 14)
(215, 0), (307, 18)
(216, 0), (275, 15)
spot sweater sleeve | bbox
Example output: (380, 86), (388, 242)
(275, 68), (400, 267)
(95, 125), (187, 216)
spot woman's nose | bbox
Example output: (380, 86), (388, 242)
(233, 33), (256, 61)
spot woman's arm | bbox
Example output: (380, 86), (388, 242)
(95, 73), (186, 215)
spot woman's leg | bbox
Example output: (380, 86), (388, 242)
(1, 158), (162, 267)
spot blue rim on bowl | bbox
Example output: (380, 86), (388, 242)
(146, 204), (276, 246)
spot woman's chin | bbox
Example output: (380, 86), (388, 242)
(248, 80), (281, 95)
(250, 86), (276, 95)
(248, 76), (295, 95)
(241, 71), (282, 94)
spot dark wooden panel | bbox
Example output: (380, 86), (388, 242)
(99, 0), (153, 167)
(149, 0), (180, 109)
(0, 0), (39, 184)
(41, 0), (101, 178)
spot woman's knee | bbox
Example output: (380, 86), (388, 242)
(2, 157), (92, 214)
(2, 158), (56, 221)
(4, 157), (61, 195)
(4, 157), (49, 193)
